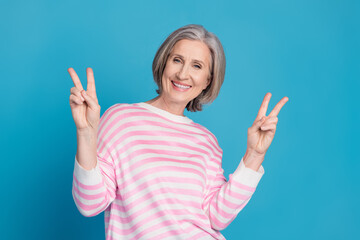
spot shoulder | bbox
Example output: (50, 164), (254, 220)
(99, 102), (144, 124)
(191, 121), (222, 151)
(101, 102), (146, 116)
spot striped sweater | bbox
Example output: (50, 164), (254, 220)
(72, 102), (265, 239)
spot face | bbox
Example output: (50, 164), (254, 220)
(160, 39), (212, 106)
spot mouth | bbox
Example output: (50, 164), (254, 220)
(171, 80), (192, 91)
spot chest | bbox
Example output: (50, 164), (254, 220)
(117, 121), (213, 201)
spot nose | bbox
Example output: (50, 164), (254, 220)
(176, 64), (190, 80)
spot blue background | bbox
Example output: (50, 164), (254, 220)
(1, 0), (359, 239)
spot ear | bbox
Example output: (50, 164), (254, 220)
(207, 76), (212, 87)
(203, 78), (210, 91)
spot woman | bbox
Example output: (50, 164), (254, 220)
(69, 24), (288, 240)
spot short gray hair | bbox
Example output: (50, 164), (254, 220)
(152, 24), (226, 112)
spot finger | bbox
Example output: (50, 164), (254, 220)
(68, 68), (84, 91)
(269, 96), (289, 117)
(260, 123), (276, 131)
(262, 116), (278, 125)
(249, 116), (267, 134)
(86, 67), (97, 99)
(81, 90), (99, 110)
(70, 87), (85, 101)
(70, 94), (84, 105)
(256, 93), (272, 121)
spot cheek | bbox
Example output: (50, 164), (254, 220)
(194, 72), (210, 86)
(161, 65), (174, 86)
(163, 64), (175, 78)
(161, 64), (171, 83)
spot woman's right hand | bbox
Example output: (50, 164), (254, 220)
(68, 67), (101, 134)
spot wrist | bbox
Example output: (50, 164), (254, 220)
(77, 128), (97, 137)
(76, 129), (98, 147)
(243, 149), (265, 171)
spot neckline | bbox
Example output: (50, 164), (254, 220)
(136, 102), (193, 124)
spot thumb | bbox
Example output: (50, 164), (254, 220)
(249, 116), (266, 133)
(81, 90), (98, 110)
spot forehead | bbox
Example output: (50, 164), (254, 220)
(170, 39), (211, 65)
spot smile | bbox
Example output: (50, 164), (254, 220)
(171, 81), (192, 91)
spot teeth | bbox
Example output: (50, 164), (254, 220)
(173, 81), (190, 89)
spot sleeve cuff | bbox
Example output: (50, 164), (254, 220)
(230, 157), (265, 189)
(74, 155), (103, 184)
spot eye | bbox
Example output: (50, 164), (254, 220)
(173, 58), (181, 63)
(194, 64), (201, 69)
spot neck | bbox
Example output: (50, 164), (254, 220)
(145, 96), (187, 117)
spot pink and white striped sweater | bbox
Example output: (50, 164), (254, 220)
(72, 102), (265, 240)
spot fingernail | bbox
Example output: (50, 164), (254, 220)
(80, 96), (85, 101)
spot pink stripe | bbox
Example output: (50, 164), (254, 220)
(122, 179), (202, 202)
(114, 219), (182, 239)
(202, 189), (250, 215)
(119, 175), (204, 200)
(104, 207), (211, 238)
(97, 159), (116, 188)
(97, 105), (143, 150)
(73, 181), (106, 200)
(147, 228), (184, 240)
(101, 127), (222, 162)
(97, 104), (123, 134)
(114, 141), (219, 173)
(72, 173), (104, 190)
(96, 105), (222, 156)
(203, 188), (249, 208)
(72, 188), (109, 214)
(209, 192), (249, 215)
(97, 104), (129, 155)
(118, 151), (207, 179)
(206, 172), (256, 196)
(209, 209), (241, 231)
(190, 228), (223, 240)
(191, 121), (222, 150)
(134, 103), (222, 154)
(117, 169), (204, 198)
(113, 190), (203, 215)
(121, 113), (222, 154)
(108, 197), (208, 223)
(230, 179), (256, 192)
(109, 137), (220, 170)
(204, 200), (249, 230)
(128, 116), (223, 154)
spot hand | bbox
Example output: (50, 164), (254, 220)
(68, 67), (101, 133)
(244, 93), (289, 168)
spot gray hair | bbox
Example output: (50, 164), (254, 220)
(152, 24), (226, 112)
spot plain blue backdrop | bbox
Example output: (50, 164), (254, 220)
(1, 0), (359, 239)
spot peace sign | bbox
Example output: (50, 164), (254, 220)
(68, 67), (101, 133)
(246, 92), (289, 158)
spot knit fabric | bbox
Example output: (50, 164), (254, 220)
(72, 102), (265, 239)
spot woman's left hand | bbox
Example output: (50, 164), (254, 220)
(244, 93), (289, 170)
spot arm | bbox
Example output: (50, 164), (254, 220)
(202, 156), (264, 231)
(72, 107), (118, 217)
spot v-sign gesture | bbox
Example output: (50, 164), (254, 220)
(244, 93), (289, 170)
(68, 67), (101, 134)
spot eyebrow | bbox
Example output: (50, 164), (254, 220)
(170, 53), (206, 66)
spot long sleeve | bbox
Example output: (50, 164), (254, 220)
(72, 106), (118, 217)
(202, 157), (264, 230)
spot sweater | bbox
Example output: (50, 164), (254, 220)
(72, 102), (265, 240)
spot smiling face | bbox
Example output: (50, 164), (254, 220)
(160, 39), (212, 107)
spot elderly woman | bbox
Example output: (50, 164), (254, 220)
(69, 24), (288, 240)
